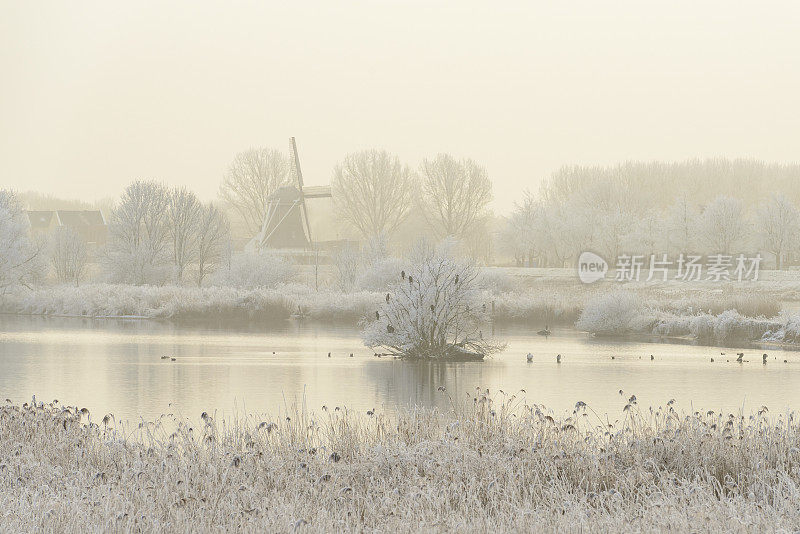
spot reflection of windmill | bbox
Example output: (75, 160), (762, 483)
(251, 137), (333, 250)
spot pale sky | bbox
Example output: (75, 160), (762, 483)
(1, 1), (798, 214)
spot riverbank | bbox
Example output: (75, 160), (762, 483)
(2, 396), (799, 532)
(2, 277), (800, 344)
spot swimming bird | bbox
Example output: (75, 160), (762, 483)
(711, 357), (714, 362)
(327, 352), (331, 358)
(349, 353), (353, 358)
(556, 354), (561, 363)
(171, 357), (176, 362)
(763, 353), (768, 364)
(387, 324), (395, 333)
(526, 353), (533, 362)
(160, 355), (170, 360)
(611, 356), (615, 360)
(537, 324), (551, 336)
(650, 355), (654, 361)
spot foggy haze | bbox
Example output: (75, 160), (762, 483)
(2, 1), (799, 212)
(6, 3), (800, 531)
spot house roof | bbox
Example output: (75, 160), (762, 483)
(26, 211), (55, 229)
(24, 210), (106, 229)
(55, 210), (105, 227)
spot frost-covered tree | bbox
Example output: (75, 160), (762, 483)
(49, 228), (87, 286)
(595, 208), (632, 261)
(331, 150), (415, 238)
(219, 148), (293, 237)
(756, 193), (799, 269)
(418, 154), (492, 239)
(194, 203), (230, 286)
(623, 211), (665, 258)
(362, 240), (503, 359)
(106, 180), (171, 285)
(168, 187), (202, 283)
(0, 190), (44, 293)
(665, 195), (699, 254)
(500, 192), (539, 266)
(697, 195), (750, 254)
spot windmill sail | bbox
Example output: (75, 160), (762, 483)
(248, 137), (334, 251)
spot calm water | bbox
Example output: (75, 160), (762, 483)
(1, 315), (799, 423)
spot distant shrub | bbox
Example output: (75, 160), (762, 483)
(576, 291), (654, 335)
(208, 252), (295, 289)
(354, 257), (405, 292)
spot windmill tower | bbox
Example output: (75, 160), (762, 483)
(250, 138), (333, 250)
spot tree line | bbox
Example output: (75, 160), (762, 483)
(218, 148), (494, 246)
(502, 159), (800, 268)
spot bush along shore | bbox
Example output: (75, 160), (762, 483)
(2, 278), (800, 346)
(2, 395), (800, 532)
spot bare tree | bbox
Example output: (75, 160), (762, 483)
(107, 180), (171, 285)
(50, 228), (88, 286)
(697, 195), (750, 254)
(331, 149), (415, 238)
(219, 148), (293, 237)
(418, 154), (492, 239)
(168, 187), (202, 283)
(195, 203), (230, 286)
(756, 193), (799, 269)
(0, 190), (44, 293)
(362, 240), (503, 359)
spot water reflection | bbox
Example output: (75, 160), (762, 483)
(1, 315), (799, 424)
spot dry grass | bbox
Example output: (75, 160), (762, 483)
(3, 394), (800, 533)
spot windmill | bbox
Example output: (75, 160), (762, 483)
(250, 137), (333, 250)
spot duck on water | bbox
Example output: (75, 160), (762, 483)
(537, 324), (551, 336)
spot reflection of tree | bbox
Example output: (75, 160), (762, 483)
(362, 359), (489, 412)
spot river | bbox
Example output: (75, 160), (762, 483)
(1, 315), (798, 423)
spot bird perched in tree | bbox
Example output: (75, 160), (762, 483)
(408, 276), (413, 283)
(387, 324), (395, 333)
(454, 274), (459, 284)
(386, 293), (390, 303)
(763, 353), (768, 364)
(401, 270), (405, 279)
(430, 304), (435, 312)
(375, 311), (380, 320)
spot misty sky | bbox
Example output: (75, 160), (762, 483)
(1, 1), (798, 213)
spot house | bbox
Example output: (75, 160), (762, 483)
(24, 210), (108, 247)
